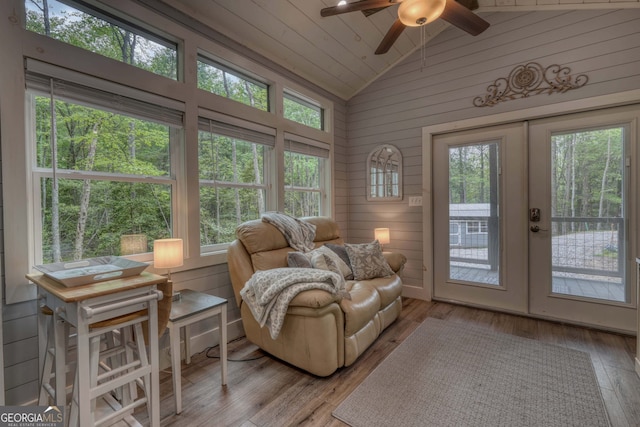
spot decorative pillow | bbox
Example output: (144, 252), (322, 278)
(309, 252), (342, 276)
(287, 251), (312, 268)
(325, 244), (353, 275)
(307, 246), (353, 280)
(345, 240), (395, 281)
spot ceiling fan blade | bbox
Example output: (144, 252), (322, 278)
(375, 18), (406, 55)
(454, 0), (479, 11)
(321, 0), (396, 17)
(439, 0), (489, 36)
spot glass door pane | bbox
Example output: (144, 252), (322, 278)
(550, 127), (627, 302)
(448, 142), (500, 286)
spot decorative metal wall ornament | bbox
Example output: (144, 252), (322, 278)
(473, 62), (588, 107)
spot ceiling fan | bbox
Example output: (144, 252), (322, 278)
(320, 0), (490, 55)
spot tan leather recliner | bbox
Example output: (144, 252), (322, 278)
(228, 216), (406, 376)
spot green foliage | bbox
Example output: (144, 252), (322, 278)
(197, 60), (268, 111)
(36, 94), (173, 262)
(283, 97), (322, 130)
(551, 128), (623, 219)
(26, 0), (327, 260)
(448, 143), (497, 204)
(26, 0), (177, 79)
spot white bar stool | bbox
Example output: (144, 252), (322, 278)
(67, 281), (171, 427)
(38, 303), (74, 409)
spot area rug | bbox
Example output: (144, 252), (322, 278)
(333, 318), (610, 427)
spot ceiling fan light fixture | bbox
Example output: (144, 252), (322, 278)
(398, 0), (446, 27)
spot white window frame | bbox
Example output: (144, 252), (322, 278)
(25, 64), (185, 265)
(284, 133), (331, 217)
(197, 113), (277, 252)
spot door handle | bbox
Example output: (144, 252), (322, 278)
(530, 225), (548, 232)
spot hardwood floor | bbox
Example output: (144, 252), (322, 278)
(141, 298), (640, 426)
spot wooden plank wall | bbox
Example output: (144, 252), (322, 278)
(345, 9), (640, 290)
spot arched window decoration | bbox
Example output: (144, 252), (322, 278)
(367, 144), (402, 201)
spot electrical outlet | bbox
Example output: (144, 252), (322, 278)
(409, 196), (422, 206)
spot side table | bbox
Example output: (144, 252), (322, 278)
(168, 289), (228, 414)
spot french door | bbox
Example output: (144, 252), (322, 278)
(433, 123), (528, 314)
(529, 107), (638, 332)
(432, 105), (639, 332)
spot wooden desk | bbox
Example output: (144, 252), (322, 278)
(168, 289), (227, 414)
(29, 271), (166, 427)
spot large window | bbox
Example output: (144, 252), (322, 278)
(26, 70), (182, 264)
(198, 118), (274, 248)
(5, 0), (334, 303)
(284, 136), (329, 217)
(26, 0), (178, 80)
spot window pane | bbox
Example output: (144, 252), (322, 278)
(198, 132), (264, 183)
(40, 178), (172, 263)
(33, 91), (176, 262)
(448, 142), (500, 286)
(200, 186), (265, 245)
(285, 151), (323, 217)
(285, 151), (320, 187)
(550, 127), (626, 302)
(197, 58), (268, 111)
(284, 93), (323, 130)
(25, 0), (177, 80)
(285, 191), (321, 218)
(198, 129), (268, 246)
(36, 96), (170, 176)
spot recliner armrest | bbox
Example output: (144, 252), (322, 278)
(383, 251), (407, 274)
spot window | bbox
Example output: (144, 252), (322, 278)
(25, 0), (178, 80)
(284, 135), (330, 217)
(198, 118), (274, 248)
(197, 56), (269, 111)
(467, 221), (488, 234)
(26, 69), (183, 264)
(6, 1), (334, 304)
(284, 91), (323, 130)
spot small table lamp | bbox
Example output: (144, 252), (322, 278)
(153, 238), (183, 282)
(374, 228), (390, 248)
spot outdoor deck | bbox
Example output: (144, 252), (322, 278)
(450, 265), (625, 302)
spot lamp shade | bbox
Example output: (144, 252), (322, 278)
(398, 0), (446, 27)
(153, 238), (184, 269)
(374, 228), (391, 245)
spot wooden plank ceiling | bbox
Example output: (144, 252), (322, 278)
(161, 0), (640, 100)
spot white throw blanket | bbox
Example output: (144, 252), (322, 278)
(262, 212), (316, 252)
(241, 268), (346, 339)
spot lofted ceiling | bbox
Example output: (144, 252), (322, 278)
(159, 0), (640, 101)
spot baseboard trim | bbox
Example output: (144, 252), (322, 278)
(402, 284), (431, 301)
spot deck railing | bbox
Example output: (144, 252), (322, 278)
(450, 216), (624, 279)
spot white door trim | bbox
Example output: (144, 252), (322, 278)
(420, 89), (640, 301)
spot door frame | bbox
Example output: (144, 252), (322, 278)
(414, 88), (640, 303)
